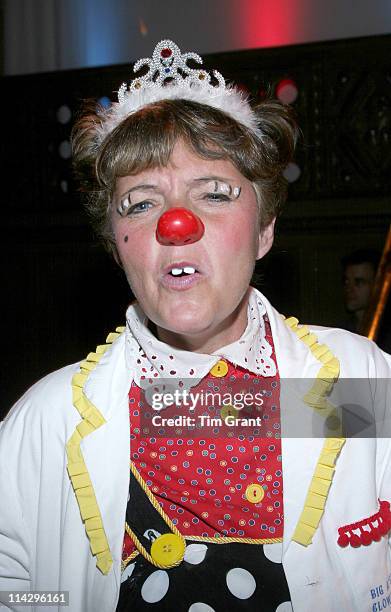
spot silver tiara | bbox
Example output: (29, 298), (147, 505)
(95, 39), (261, 143)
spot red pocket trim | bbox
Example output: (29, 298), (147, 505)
(337, 500), (391, 547)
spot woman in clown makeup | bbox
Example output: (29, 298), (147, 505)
(0, 40), (390, 612)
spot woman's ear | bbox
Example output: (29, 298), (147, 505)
(256, 218), (275, 260)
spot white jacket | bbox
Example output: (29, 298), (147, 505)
(1, 291), (391, 612)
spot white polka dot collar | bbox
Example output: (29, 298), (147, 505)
(125, 288), (276, 388)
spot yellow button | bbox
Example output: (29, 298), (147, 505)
(150, 533), (185, 567)
(245, 483), (265, 504)
(210, 360), (229, 377)
(221, 405), (239, 421)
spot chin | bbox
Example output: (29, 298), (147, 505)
(163, 311), (215, 336)
(346, 304), (358, 313)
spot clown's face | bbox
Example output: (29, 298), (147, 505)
(112, 140), (274, 353)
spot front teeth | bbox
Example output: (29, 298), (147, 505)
(170, 266), (196, 276)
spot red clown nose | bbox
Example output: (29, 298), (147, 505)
(156, 207), (205, 246)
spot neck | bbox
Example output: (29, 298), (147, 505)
(353, 308), (365, 330)
(154, 295), (250, 354)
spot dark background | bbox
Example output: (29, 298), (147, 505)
(1, 34), (390, 418)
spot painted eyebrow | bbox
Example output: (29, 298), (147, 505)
(119, 176), (240, 199)
(190, 176), (237, 186)
(119, 184), (159, 199)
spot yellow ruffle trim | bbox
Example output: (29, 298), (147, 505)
(284, 317), (340, 412)
(283, 316), (346, 546)
(291, 437), (345, 545)
(66, 326), (125, 575)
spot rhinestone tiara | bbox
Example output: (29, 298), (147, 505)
(95, 39), (262, 143)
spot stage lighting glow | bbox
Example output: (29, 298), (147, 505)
(283, 162), (301, 183)
(56, 105), (72, 124)
(276, 78), (299, 104)
(59, 141), (72, 160)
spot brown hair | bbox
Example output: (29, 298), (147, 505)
(72, 97), (299, 254)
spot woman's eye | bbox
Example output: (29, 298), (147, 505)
(129, 201), (153, 215)
(204, 192), (231, 204)
(117, 198), (153, 217)
(197, 182), (241, 205)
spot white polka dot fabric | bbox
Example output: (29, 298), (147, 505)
(226, 567), (257, 599)
(120, 561), (135, 584)
(275, 602), (294, 612)
(117, 536), (293, 610)
(263, 542), (283, 563)
(183, 543), (208, 565)
(125, 288), (277, 390)
(140, 570), (169, 603)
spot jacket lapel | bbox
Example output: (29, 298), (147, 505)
(80, 335), (131, 585)
(261, 291), (329, 553)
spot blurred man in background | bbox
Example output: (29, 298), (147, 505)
(342, 249), (380, 332)
(341, 248), (390, 352)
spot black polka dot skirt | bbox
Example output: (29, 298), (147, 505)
(117, 539), (292, 611)
(116, 469), (292, 611)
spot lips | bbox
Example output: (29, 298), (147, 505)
(161, 261), (204, 291)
